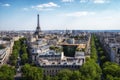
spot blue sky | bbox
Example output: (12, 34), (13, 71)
(0, 0), (120, 30)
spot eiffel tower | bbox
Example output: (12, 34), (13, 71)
(34, 14), (41, 35)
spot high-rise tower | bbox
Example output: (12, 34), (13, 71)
(35, 14), (41, 35)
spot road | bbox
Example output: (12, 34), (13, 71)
(14, 71), (22, 80)
(14, 54), (22, 80)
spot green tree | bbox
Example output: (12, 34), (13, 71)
(57, 69), (72, 80)
(103, 62), (120, 79)
(90, 34), (97, 61)
(71, 71), (81, 80)
(49, 46), (63, 53)
(49, 45), (56, 50)
(80, 59), (102, 80)
(44, 76), (51, 80)
(21, 46), (27, 53)
(0, 65), (15, 80)
(9, 40), (20, 66)
(22, 64), (43, 80)
(21, 53), (28, 64)
(52, 76), (59, 80)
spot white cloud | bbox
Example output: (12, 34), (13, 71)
(65, 11), (95, 17)
(80, 0), (88, 3)
(80, 0), (110, 4)
(23, 8), (29, 11)
(93, 0), (110, 4)
(31, 2), (60, 11)
(2, 3), (10, 7)
(62, 0), (74, 2)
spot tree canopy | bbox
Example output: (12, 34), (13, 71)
(0, 65), (15, 80)
(21, 64), (43, 80)
(102, 62), (120, 80)
(80, 59), (102, 80)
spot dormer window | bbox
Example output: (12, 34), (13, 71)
(58, 62), (61, 64)
(43, 63), (46, 65)
(52, 62), (55, 64)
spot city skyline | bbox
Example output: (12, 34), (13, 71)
(0, 0), (120, 30)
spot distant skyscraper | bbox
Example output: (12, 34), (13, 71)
(34, 14), (41, 35)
